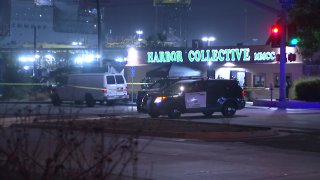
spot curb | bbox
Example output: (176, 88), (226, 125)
(11, 122), (278, 141)
(253, 99), (320, 109)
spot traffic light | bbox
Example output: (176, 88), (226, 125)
(287, 23), (299, 46)
(289, 37), (299, 46)
(270, 25), (281, 47)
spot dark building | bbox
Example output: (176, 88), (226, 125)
(154, 0), (191, 47)
(0, 0), (11, 36)
(53, 0), (99, 34)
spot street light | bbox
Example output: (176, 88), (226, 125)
(136, 30), (143, 41)
(202, 36), (216, 47)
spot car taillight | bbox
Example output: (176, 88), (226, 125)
(242, 89), (246, 97)
(102, 88), (107, 93)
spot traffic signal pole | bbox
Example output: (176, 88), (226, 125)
(244, 0), (294, 103)
(279, 9), (287, 102)
(279, 0), (294, 102)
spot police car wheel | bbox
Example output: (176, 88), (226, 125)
(148, 103), (159, 118)
(168, 108), (181, 119)
(222, 101), (236, 117)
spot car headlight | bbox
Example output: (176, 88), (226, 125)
(154, 96), (167, 103)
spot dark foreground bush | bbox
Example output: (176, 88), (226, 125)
(294, 78), (320, 101)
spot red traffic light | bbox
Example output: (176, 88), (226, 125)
(272, 25), (280, 35)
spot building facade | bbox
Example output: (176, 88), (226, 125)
(125, 45), (303, 99)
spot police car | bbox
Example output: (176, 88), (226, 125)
(141, 79), (245, 118)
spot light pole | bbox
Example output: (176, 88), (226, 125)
(202, 36), (216, 47)
(96, 0), (103, 67)
(136, 30), (143, 41)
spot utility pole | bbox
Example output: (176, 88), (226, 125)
(33, 26), (37, 77)
(243, 0), (295, 102)
(96, 0), (103, 67)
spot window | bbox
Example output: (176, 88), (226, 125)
(273, 73), (292, 88)
(253, 74), (266, 87)
(168, 82), (193, 94)
(107, 76), (115, 84)
(115, 75), (124, 84)
(191, 81), (204, 92)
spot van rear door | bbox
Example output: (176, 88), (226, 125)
(106, 75), (117, 97)
(115, 75), (127, 96)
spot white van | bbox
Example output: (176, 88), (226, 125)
(50, 73), (129, 107)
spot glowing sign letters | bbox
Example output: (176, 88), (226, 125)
(147, 51), (183, 63)
(253, 51), (275, 61)
(147, 48), (276, 63)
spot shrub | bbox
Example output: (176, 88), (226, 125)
(294, 77), (320, 101)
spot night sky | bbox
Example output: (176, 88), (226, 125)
(104, 0), (280, 46)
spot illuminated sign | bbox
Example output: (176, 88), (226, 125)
(147, 48), (276, 63)
(147, 51), (183, 63)
(254, 52), (275, 61)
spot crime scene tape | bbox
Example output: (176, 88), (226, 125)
(0, 83), (48, 86)
(0, 82), (154, 92)
(0, 82), (152, 86)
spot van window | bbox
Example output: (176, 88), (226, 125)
(115, 75), (125, 84)
(107, 76), (116, 84)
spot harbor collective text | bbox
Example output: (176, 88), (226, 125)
(147, 48), (276, 63)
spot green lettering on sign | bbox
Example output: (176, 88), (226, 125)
(218, 49), (225, 61)
(243, 48), (250, 61)
(176, 51), (183, 62)
(147, 48), (279, 64)
(147, 52), (154, 63)
(194, 50), (201, 62)
(225, 49), (231, 61)
(188, 50), (195, 62)
(212, 50), (218, 61)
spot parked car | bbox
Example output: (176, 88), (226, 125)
(50, 73), (129, 107)
(141, 79), (245, 118)
(136, 77), (201, 112)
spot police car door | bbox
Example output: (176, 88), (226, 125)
(185, 81), (207, 109)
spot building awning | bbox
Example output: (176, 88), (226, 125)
(146, 64), (202, 78)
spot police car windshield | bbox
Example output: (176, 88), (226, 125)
(164, 80), (197, 94)
(149, 79), (179, 90)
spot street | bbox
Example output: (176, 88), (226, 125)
(1, 102), (320, 130)
(0, 102), (320, 179)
